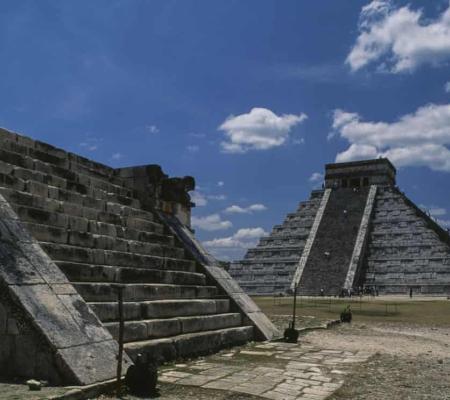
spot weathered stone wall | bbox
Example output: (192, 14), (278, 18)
(325, 159), (396, 189)
(0, 286), (62, 383)
(365, 186), (450, 294)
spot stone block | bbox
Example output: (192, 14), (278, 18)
(55, 340), (131, 386)
(0, 303), (6, 334)
(27, 181), (48, 198)
(142, 299), (217, 319)
(125, 337), (176, 363)
(147, 318), (181, 338)
(0, 241), (44, 285)
(9, 284), (90, 348)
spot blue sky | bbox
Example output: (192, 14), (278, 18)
(1, 0), (450, 260)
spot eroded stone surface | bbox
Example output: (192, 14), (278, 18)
(159, 341), (372, 400)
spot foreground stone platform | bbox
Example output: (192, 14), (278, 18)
(0, 127), (279, 385)
(159, 340), (372, 400)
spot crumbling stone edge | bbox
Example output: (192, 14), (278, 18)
(47, 378), (119, 400)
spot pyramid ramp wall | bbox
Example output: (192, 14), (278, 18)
(228, 190), (324, 295)
(365, 186), (450, 294)
(0, 128), (277, 384)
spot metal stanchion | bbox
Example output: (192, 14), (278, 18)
(112, 283), (125, 395)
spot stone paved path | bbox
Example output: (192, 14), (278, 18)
(159, 342), (372, 400)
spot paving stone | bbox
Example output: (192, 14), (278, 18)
(263, 389), (297, 400)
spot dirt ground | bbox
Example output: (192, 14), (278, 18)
(305, 322), (450, 400)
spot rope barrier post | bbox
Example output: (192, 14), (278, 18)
(112, 283), (126, 395)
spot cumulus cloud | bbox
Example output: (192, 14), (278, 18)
(437, 219), (450, 228)
(191, 191), (207, 206)
(208, 194), (226, 201)
(420, 205), (447, 217)
(347, 0), (450, 72)
(332, 103), (450, 172)
(309, 172), (324, 183)
(145, 125), (159, 134)
(111, 152), (123, 160)
(79, 136), (102, 151)
(203, 227), (268, 249)
(420, 205), (450, 228)
(191, 214), (232, 231)
(224, 204), (267, 214)
(186, 145), (200, 153)
(219, 107), (307, 153)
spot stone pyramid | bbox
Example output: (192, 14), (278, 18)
(229, 159), (450, 296)
(0, 128), (278, 385)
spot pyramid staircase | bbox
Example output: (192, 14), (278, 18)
(296, 188), (370, 295)
(0, 128), (277, 384)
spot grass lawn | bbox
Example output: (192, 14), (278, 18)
(253, 296), (450, 327)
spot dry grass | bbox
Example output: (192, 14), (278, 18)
(253, 295), (450, 327)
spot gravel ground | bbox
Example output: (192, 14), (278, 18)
(306, 323), (450, 400)
(97, 383), (260, 400)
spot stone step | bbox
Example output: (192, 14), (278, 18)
(0, 133), (126, 189)
(41, 242), (196, 272)
(0, 144), (128, 197)
(369, 241), (448, 249)
(104, 313), (242, 343)
(23, 222), (185, 258)
(3, 190), (165, 234)
(124, 326), (254, 362)
(239, 257), (300, 264)
(89, 298), (231, 322)
(19, 215), (175, 247)
(73, 283), (218, 302)
(58, 262), (206, 285)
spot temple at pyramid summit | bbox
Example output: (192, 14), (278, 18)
(228, 158), (450, 296)
(0, 128), (278, 385)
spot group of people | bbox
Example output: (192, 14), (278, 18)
(337, 286), (379, 298)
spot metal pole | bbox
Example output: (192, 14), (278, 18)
(112, 284), (125, 395)
(292, 284), (297, 330)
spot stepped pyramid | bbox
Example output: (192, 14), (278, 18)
(0, 128), (278, 385)
(229, 159), (450, 296)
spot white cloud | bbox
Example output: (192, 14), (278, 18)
(191, 191), (207, 206)
(146, 125), (159, 134)
(293, 138), (305, 145)
(208, 194), (226, 201)
(445, 81), (450, 93)
(217, 181), (224, 187)
(79, 137), (102, 151)
(191, 214), (232, 231)
(437, 218), (450, 228)
(332, 103), (450, 172)
(420, 205), (447, 217)
(111, 152), (123, 160)
(191, 190), (226, 206)
(187, 145), (200, 153)
(309, 172), (324, 183)
(219, 107), (307, 153)
(203, 227), (268, 249)
(224, 203), (267, 214)
(347, 0), (450, 73)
